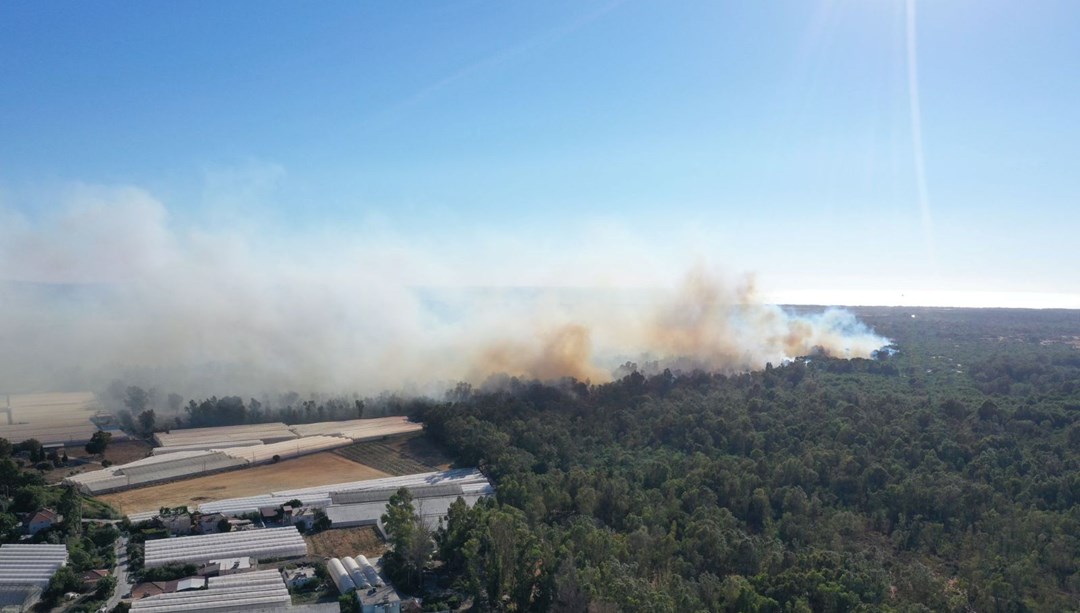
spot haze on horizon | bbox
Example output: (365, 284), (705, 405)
(1, 1), (1078, 394)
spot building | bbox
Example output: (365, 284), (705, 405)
(26, 508), (61, 535)
(130, 569), (290, 613)
(160, 512), (193, 535)
(281, 566), (317, 589)
(143, 526), (307, 568)
(197, 512), (229, 533)
(130, 577), (205, 601)
(359, 584), (401, 613)
(131, 581), (178, 600)
(288, 507), (317, 531)
(197, 468), (494, 528)
(80, 569), (110, 589)
(0, 544), (69, 612)
(203, 557), (254, 576)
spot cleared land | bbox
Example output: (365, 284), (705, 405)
(0, 392), (102, 444)
(97, 452), (389, 514)
(304, 526), (387, 560)
(333, 433), (452, 475)
(102, 439), (155, 464)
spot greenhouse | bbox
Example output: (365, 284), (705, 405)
(288, 416), (422, 440)
(65, 450), (249, 494)
(143, 527), (307, 568)
(0, 544), (69, 612)
(154, 423), (298, 448)
(131, 569), (290, 612)
(216, 435), (351, 463)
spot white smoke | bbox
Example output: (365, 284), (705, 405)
(0, 186), (890, 396)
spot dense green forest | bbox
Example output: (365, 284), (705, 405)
(406, 308), (1080, 612)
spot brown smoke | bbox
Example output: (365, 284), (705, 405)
(470, 323), (608, 383)
(0, 188), (889, 396)
(467, 267), (891, 382)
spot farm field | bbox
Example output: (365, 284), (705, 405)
(97, 451), (389, 514)
(333, 433), (451, 475)
(0, 391), (103, 444)
(304, 526), (387, 560)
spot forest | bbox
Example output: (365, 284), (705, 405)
(399, 307), (1080, 612)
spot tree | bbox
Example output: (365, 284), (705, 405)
(47, 566), (81, 596)
(167, 393), (183, 413)
(0, 437), (11, 458)
(12, 486), (46, 514)
(95, 575), (118, 599)
(17, 439), (44, 462)
(58, 485), (83, 536)
(85, 431), (112, 456)
(381, 487), (433, 591)
(138, 410), (156, 436)
(124, 386), (149, 415)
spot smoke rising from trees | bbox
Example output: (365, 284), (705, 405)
(0, 186), (889, 396)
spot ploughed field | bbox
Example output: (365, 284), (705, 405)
(96, 451), (389, 513)
(333, 432), (452, 475)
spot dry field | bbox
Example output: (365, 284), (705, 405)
(0, 392), (102, 444)
(333, 433), (452, 475)
(391, 433), (452, 469)
(97, 451), (389, 514)
(305, 526), (387, 559)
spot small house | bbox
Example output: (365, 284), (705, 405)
(197, 512), (227, 534)
(160, 512), (192, 535)
(81, 569), (110, 589)
(203, 557), (254, 576)
(27, 508), (61, 535)
(282, 566), (317, 589)
(289, 507), (318, 531)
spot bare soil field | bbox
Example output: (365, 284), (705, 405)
(96, 451), (389, 514)
(333, 433), (452, 475)
(0, 391), (102, 444)
(305, 526), (387, 559)
(102, 439), (155, 464)
(392, 433), (452, 469)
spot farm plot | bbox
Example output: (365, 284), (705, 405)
(304, 526), (387, 560)
(0, 392), (103, 444)
(333, 441), (432, 476)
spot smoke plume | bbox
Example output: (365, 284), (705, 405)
(0, 186), (890, 396)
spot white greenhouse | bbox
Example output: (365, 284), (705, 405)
(131, 569), (291, 612)
(327, 558), (356, 594)
(288, 416), (423, 441)
(216, 435), (352, 464)
(154, 423), (299, 448)
(0, 544), (69, 612)
(143, 527), (307, 568)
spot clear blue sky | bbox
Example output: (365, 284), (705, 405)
(2, 0), (1078, 307)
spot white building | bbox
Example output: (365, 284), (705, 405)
(0, 544), (69, 612)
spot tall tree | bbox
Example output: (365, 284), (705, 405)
(58, 485), (82, 536)
(124, 386), (149, 414)
(138, 410), (156, 436)
(85, 431), (112, 456)
(381, 487), (434, 591)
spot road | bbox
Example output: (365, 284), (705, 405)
(104, 534), (131, 612)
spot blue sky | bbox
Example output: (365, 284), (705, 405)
(2, 0), (1079, 307)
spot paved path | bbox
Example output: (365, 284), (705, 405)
(104, 534), (130, 612)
